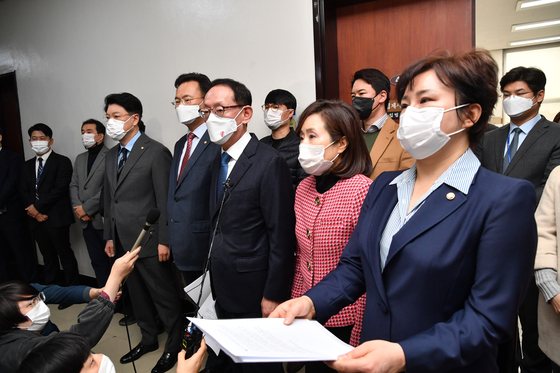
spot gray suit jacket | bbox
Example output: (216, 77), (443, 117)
(103, 133), (171, 258)
(475, 116), (560, 203)
(70, 145), (109, 230)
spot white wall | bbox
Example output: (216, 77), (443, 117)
(0, 0), (317, 277)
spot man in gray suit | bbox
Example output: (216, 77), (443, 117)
(70, 119), (111, 287)
(475, 67), (560, 373)
(102, 93), (182, 373)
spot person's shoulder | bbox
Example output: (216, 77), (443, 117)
(259, 135), (272, 144)
(141, 134), (170, 153)
(540, 116), (560, 131)
(343, 174), (373, 188)
(475, 167), (534, 195)
(51, 151), (72, 165)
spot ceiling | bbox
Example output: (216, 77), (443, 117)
(476, 0), (560, 50)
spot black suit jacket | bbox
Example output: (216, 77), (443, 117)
(209, 134), (296, 314)
(0, 149), (26, 221)
(167, 130), (221, 271)
(20, 151), (74, 228)
(475, 116), (560, 202)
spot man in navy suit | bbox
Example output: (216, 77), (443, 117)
(167, 73), (220, 295)
(20, 123), (78, 286)
(0, 127), (36, 283)
(201, 78), (296, 373)
(476, 67), (560, 373)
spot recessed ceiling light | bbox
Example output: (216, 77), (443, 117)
(512, 19), (560, 31)
(517, 0), (560, 10)
(509, 35), (560, 46)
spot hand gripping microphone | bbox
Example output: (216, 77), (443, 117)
(131, 209), (160, 252)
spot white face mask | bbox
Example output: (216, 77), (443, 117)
(20, 300), (51, 331)
(503, 95), (536, 118)
(264, 109), (288, 130)
(397, 104), (469, 160)
(81, 133), (97, 149)
(106, 116), (134, 141)
(99, 354), (116, 373)
(31, 141), (50, 155)
(206, 107), (246, 145)
(298, 141), (339, 176)
(176, 104), (201, 125)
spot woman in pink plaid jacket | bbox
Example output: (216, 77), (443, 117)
(291, 100), (373, 373)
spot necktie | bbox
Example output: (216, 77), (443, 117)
(117, 148), (128, 180)
(502, 127), (522, 173)
(36, 157), (43, 201)
(177, 132), (196, 184)
(217, 152), (231, 201)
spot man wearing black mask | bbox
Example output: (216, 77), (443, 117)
(69, 119), (112, 287)
(351, 68), (414, 180)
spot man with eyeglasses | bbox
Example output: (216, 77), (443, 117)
(102, 92), (182, 373)
(476, 67), (560, 372)
(167, 73), (220, 306)
(260, 89), (307, 189)
(200, 78), (296, 373)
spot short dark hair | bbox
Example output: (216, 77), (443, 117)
(352, 69), (391, 110)
(500, 66), (546, 94)
(296, 100), (373, 179)
(174, 73), (212, 96)
(104, 92), (145, 133)
(0, 281), (39, 332)
(81, 119), (106, 136)
(396, 49), (499, 148)
(265, 89), (297, 111)
(211, 78), (252, 106)
(27, 123), (52, 139)
(17, 333), (91, 373)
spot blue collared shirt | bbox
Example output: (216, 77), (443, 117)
(118, 130), (141, 165)
(379, 148), (480, 269)
(503, 114), (541, 155)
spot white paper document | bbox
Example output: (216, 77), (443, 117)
(188, 317), (354, 363)
(184, 274), (212, 305)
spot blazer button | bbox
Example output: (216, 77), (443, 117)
(174, 198), (178, 202)
(170, 219), (174, 222)
(307, 261), (312, 271)
(84, 186), (88, 190)
(306, 229), (311, 239)
(115, 200), (118, 204)
(314, 196), (320, 206)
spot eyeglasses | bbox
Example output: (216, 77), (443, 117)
(198, 105), (245, 119)
(19, 292), (45, 310)
(172, 97), (204, 107)
(502, 91), (533, 99)
(261, 104), (286, 113)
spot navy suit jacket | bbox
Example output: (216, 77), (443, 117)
(20, 151), (74, 228)
(475, 116), (560, 203)
(209, 134), (296, 314)
(167, 130), (221, 271)
(307, 167), (537, 372)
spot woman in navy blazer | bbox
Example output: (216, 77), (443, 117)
(271, 50), (538, 372)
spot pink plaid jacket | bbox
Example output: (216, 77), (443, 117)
(292, 174), (372, 346)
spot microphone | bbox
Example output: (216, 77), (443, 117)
(222, 178), (234, 188)
(130, 209), (160, 252)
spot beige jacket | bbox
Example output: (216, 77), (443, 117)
(535, 165), (560, 364)
(369, 116), (414, 181)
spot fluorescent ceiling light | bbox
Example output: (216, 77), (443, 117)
(509, 35), (560, 46)
(512, 19), (560, 31)
(517, 0), (560, 10)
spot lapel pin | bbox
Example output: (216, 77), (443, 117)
(141, 147), (144, 150)
(446, 192), (455, 200)
(204, 141), (208, 144)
